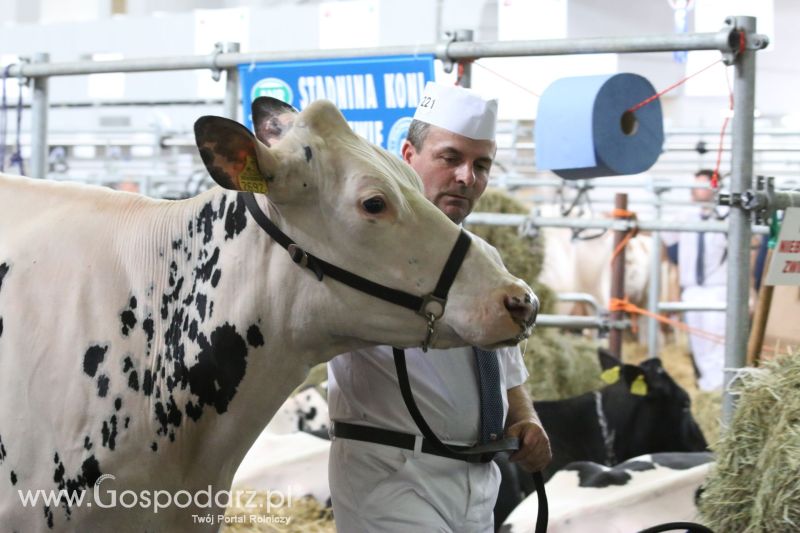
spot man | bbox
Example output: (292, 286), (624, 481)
(663, 169), (728, 391)
(327, 82), (551, 532)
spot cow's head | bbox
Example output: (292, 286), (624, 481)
(194, 97), (535, 350)
(599, 350), (708, 456)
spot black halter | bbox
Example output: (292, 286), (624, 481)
(241, 192), (471, 349)
(242, 191), (549, 533)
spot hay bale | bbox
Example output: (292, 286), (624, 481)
(523, 330), (604, 401)
(223, 493), (334, 533)
(698, 353), (800, 532)
(468, 188), (556, 315)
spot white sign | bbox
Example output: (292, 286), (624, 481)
(765, 207), (800, 286)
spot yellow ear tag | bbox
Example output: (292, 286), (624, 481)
(630, 374), (648, 396)
(600, 366), (621, 385)
(238, 155), (268, 194)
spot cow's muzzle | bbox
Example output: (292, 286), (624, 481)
(505, 291), (539, 344)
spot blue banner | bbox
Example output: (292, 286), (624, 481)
(239, 55), (436, 157)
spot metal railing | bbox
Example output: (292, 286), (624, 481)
(2, 16), (769, 423)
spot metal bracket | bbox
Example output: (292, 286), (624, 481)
(720, 18), (739, 66)
(721, 17), (771, 66)
(210, 42), (224, 82)
(718, 191), (744, 209)
(520, 210), (540, 240)
(738, 176), (800, 226)
(9, 56), (32, 87)
(440, 31), (459, 74)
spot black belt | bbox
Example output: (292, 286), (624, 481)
(332, 421), (495, 464)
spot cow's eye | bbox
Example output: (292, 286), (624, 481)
(362, 196), (386, 214)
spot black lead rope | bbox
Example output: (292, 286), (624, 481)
(393, 347), (522, 458)
(394, 347), (548, 533)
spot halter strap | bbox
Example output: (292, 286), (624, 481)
(240, 191), (471, 318)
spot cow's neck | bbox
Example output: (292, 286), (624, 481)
(114, 189), (344, 481)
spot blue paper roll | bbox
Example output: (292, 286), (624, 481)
(535, 73), (664, 179)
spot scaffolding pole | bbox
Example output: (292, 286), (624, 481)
(723, 16), (758, 424)
(5, 29), (740, 79)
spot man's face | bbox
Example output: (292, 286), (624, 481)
(401, 125), (496, 224)
(692, 174), (714, 203)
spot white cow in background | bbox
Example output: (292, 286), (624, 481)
(233, 386), (333, 505)
(539, 227), (652, 318)
(265, 385), (330, 435)
(232, 431), (332, 505)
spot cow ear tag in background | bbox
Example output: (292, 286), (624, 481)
(601, 366), (621, 385)
(239, 155), (268, 194)
(630, 374), (648, 396)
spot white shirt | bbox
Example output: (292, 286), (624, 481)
(327, 344), (528, 446)
(328, 232), (529, 446)
(662, 208), (728, 288)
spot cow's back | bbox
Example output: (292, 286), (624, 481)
(0, 174), (279, 531)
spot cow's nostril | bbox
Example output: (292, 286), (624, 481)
(504, 294), (535, 326)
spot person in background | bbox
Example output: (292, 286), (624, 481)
(326, 82), (551, 532)
(662, 169), (728, 391)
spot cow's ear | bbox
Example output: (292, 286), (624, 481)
(252, 97), (298, 147)
(619, 364), (649, 396)
(597, 348), (622, 370)
(629, 374), (648, 396)
(299, 99), (354, 136)
(600, 365), (621, 385)
(194, 116), (279, 194)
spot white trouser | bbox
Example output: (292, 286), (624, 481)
(329, 437), (500, 533)
(682, 285), (727, 391)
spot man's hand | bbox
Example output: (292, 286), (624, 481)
(506, 418), (551, 473)
(505, 385), (552, 473)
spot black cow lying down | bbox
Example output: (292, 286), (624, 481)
(494, 349), (708, 529)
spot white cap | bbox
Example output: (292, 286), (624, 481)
(413, 82), (498, 141)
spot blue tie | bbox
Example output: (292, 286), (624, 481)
(474, 348), (503, 444)
(696, 231), (705, 286)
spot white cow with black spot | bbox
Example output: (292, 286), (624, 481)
(0, 98), (536, 531)
(501, 452), (714, 533)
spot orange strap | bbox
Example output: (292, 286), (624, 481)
(609, 297), (777, 355)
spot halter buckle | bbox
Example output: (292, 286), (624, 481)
(418, 294), (446, 320)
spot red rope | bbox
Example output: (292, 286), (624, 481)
(711, 69), (735, 189)
(455, 60), (472, 87)
(628, 28), (746, 114)
(472, 61), (541, 98)
(627, 58), (723, 113)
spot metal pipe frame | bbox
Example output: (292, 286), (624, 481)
(658, 302), (727, 313)
(535, 314), (614, 330)
(465, 213), (770, 235)
(5, 17), (766, 425)
(723, 16), (757, 423)
(30, 53), (49, 179)
(555, 292), (601, 315)
(4, 28), (739, 79)
(222, 42), (241, 121)
(647, 191), (663, 358)
(488, 176), (753, 191)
